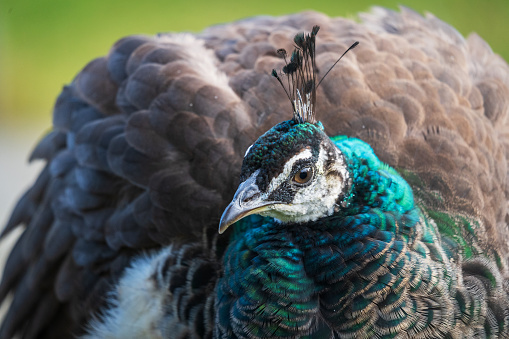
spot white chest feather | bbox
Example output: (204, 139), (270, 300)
(81, 249), (173, 339)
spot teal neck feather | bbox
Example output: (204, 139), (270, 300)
(215, 136), (499, 338)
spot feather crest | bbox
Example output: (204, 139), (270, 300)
(272, 26), (358, 124)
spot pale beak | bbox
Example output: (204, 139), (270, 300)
(218, 173), (275, 234)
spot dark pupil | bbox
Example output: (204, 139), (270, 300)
(299, 169), (309, 179)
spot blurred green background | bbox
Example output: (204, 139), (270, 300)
(1, 0), (508, 128)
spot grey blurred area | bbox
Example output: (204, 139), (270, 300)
(0, 122), (47, 317)
(0, 123), (47, 228)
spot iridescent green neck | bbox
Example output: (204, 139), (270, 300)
(216, 135), (509, 338)
(332, 136), (422, 240)
(215, 136), (432, 337)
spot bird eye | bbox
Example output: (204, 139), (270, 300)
(293, 167), (313, 184)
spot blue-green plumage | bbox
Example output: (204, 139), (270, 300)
(217, 122), (509, 338)
(220, 127), (409, 336)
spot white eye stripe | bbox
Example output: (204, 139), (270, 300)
(287, 148), (313, 167)
(267, 148), (313, 192)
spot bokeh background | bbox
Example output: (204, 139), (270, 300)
(0, 0), (508, 254)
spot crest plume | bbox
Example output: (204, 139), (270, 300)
(272, 26), (359, 124)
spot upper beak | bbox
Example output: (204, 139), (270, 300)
(218, 173), (275, 234)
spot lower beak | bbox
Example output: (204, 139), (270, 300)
(218, 200), (274, 234)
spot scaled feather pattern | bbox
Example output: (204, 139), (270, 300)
(2, 7), (509, 339)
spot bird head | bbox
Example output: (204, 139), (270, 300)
(219, 120), (351, 233)
(219, 27), (358, 234)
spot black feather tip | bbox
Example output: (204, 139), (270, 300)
(272, 26), (358, 124)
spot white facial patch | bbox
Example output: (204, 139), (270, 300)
(262, 143), (348, 223)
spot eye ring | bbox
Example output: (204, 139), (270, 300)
(293, 167), (313, 185)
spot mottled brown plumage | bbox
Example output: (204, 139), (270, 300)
(1, 7), (509, 338)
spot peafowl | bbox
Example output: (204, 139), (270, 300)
(2, 7), (509, 339)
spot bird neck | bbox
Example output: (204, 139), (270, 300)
(215, 137), (457, 337)
(216, 210), (429, 338)
(332, 136), (423, 242)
